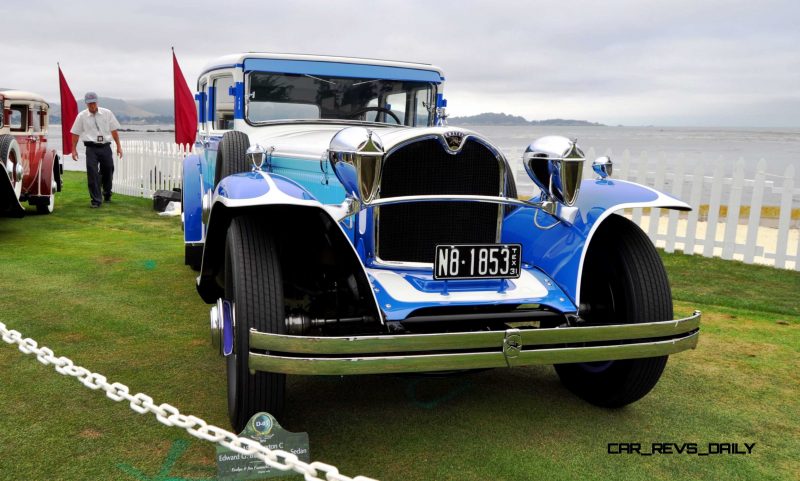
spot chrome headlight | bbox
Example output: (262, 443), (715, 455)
(328, 127), (384, 204)
(523, 136), (585, 206)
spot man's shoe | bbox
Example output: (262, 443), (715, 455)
(90, 203), (101, 209)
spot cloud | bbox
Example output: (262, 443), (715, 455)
(3, 0), (798, 126)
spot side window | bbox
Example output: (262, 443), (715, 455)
(9, 105), (28, 132)
(414, 90), (431, 126)
(385, 92), (406, 125)
(213, 76), (234, 130)
(364, 98), (379, 122)
(32, 105), (44, 133)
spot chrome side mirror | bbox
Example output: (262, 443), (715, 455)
(592, 156), (613, 179)
(328, 127), (385, 204)
(523, 136), (585, 206)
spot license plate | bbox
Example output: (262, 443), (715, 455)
(434, 244), (522, 280)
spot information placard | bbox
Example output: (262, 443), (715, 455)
(216, 413), (310, 480)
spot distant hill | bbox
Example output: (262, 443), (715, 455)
(449, 112), (604, 127)
(47, 102), (603, 127)
(49, 97), (174, 124)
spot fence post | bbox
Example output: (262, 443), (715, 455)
(702, 158), (725, 258)
(647, 152), (667, 242)
(684, 155), (704, 256)
(665, 154), (685, 253)
(630, 151), (647, 226)
(722, 159), (745, 260)
(743, 159), (767, 264)
(775, 165), (795, 269)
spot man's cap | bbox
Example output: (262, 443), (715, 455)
(84, 92), (98, 104)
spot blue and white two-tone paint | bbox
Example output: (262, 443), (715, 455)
(182, 52), (700, 431)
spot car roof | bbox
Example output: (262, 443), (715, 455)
(200, 52), (445, 79)
(0, 90), (49, 105)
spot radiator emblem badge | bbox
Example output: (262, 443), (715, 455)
(443, 131), (466, 151)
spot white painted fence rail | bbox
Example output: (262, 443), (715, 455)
(113, 140), (189, 198)
(115, 141), (799, 271)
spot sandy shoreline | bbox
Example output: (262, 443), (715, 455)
(630, 213), (798, 270)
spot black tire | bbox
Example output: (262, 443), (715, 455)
(225, 216), (286, 432)
(35, 194), (55, 214)
(36, 169), (56, 215)
(554, 214), (671, 407)
(54, 154), (63, 192)
(214, 131), (250, 186)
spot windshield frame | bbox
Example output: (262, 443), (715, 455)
(244, 71), (439, 128)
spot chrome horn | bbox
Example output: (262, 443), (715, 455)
(523, 136), (585, 206)
(246, 144), (267, 171)
(592, 156), (613, 179)
(328, 127), (385, 204)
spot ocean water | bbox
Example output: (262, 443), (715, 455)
(463, 125), (800, 206)
(459, 125), (800, 180)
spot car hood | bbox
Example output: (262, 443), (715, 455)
(246, 123), (487, 160)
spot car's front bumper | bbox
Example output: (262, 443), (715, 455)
(248, 311), (701, 375)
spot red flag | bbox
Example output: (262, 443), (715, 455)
(58, 65), (78, 155)
(173, 49), (197, 147)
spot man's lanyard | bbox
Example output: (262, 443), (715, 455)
(92, 113), (101, 132)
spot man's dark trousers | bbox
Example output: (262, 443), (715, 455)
(85, 143), (114, 205)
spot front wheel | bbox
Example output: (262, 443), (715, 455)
(0, 134), (23, 200)
(554, 214), (672, 407)
(225, 215), (286, 432)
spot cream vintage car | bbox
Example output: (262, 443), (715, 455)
(0, 90), (62, 217)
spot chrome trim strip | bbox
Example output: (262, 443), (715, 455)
(369, 194), (542, 209)
(250, 311), (700, 354)
(248, 329), (699, 376)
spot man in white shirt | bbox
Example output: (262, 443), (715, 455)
(70, 92), (123, 208)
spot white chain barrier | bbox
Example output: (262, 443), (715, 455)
(0, 321), (377, 481)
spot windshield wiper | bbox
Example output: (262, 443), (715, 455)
(304, 74), (337, 86)
(352, 78), (381, 87)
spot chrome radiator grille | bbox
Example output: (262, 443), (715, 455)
(376, 138), (502, 264)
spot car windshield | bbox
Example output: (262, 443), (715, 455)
(247, 72), (435, 127)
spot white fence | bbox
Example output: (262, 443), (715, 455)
(114, 141), (799, 271)
(113, 140), (188, 197)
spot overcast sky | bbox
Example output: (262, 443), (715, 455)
(3, 0), (799, 127)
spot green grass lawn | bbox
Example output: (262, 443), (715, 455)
(1, 172), (798, 481)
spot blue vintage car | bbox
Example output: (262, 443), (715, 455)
(182, 53), (701, 431)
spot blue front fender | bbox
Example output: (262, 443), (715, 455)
(503, 179), (690, 308)
(195, 172), (377, 317)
